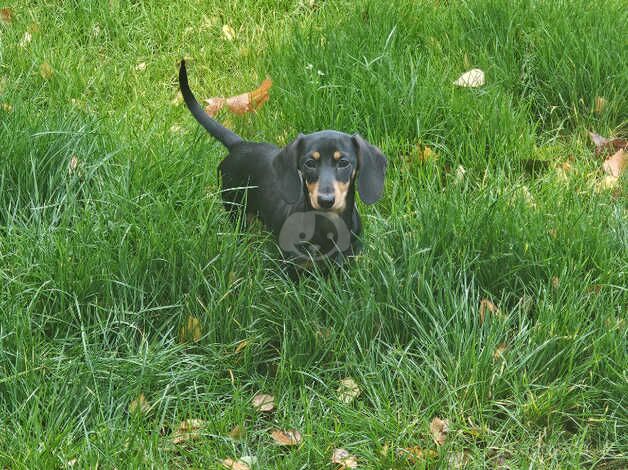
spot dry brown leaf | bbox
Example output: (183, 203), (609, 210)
(331, 448), (358, 468)
(229, 425), (246, 440)
(40, 62), (53, 80)
(337, 377), (361, 403)
(129, 393), (150, 414)
(204, 78), (272, 117)
(453, 68), (485, 87)
(602, 149), (626, 178)
(178, 315), (201, 343)
(270, 429), (302, 446)
(589, 131), (628, 156)
(396, 446), (438, 463)
(252, 393), (274, 412)
(430, 417), (449, 446)
(221, 458), (251, 470)
(594, 96), (606, 114)
(222, 24), (236, 41)
(0, 7), (12, 24)
(493, 343), (507, 360)
(171, 418), (207, 444)
(479, 299), (499, 325)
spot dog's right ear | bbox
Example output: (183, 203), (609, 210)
(273, 134), (304, 204)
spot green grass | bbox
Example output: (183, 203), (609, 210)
(1, 0), (626, 468)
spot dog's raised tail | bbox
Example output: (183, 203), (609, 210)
(179, 60), (243, 149)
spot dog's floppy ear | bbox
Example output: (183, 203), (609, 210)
(352, 134), (387, 204)
(273, 133), (304, 204)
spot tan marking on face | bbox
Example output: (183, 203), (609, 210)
(333, 151), (342, 160)
(306, 181), (320, 209)
(312, 151), (320, 160)
(331, 180), (350, 212)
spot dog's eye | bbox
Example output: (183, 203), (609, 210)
(303, 159), (317, 170)
(337, 159), (350, 169)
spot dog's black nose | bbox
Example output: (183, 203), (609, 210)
(317, 193), (335, 209)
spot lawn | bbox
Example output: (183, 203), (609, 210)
(0, 0), (626, 468)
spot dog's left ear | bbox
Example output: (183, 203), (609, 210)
(273, 134), (304, 204)
(352, 134), (387, 204)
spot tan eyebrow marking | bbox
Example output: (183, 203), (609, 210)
(333, 151), (342, 160)
(312, 151), (320, 160)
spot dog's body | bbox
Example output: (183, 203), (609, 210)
(179, 60), (386, 267)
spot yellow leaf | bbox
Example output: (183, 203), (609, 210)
(493, 343), (507, 360)
(222, 24), (236, 41)
(337, 377), (361, 403)
(171, 418), (207, 444)
(270, 429), (302, 446)
(228, 425), (246, 440)
(479, 298), (499, 325)
(135, 62), (147, 71)
(178, 315), (201, 342)
(235, 339), (249, 354)
(221, 458), (251, 470)
(594, 96), (606, 114)
(1, 103), (12, 113)
(128, 393), (150, 415)
(251, 393), (274, 412)
(331, 448), (358, 469)
(430, 417), (449, 446)
(40, 62), (53, 80)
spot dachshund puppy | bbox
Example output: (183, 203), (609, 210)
(179, 60), (386, 268)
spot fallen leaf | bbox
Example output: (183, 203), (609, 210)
(235, 339), (249, 354)
(171, 418), (206, 444)
(589, 131), (628, 156)
(129, 393), (150, 414)
(454, 165), (466, 183)
(204, 97), (225, 117)
(178, 315), (201, 342)
(68, 155), (79, 175)
(602, 149), (626, 178)
(594, 96), (606, 114)
(252, 393), (274, 412)
(453, 68), (485, 87)
(19, 31), (32, 47)
(337, 377), (361, 403)
(39, 62), (53, 80)
(1, 103), (12, 113)
(447, 450), (471, 468)
(396, 446), (438, 463)
(418, 145), (438, 162)
(222, 24), (236, 41)
(229, 425), (246, 440)
(551, 276), (560, 289)
(204, 78), (272, 117)
(479, 299), (499, 325)
(135, 62), (147, 71)
(170, 124), (184, 134)
(430, 417), (449, 446)
(271, 429), (302, 446)
(66, 458), (78, 467)
(0, 7), (12, 24)
(221, 458), (251, 470)
(493, 343), (507, 360)
(331, 448), (358, 469)
(27, 22), (40, 34)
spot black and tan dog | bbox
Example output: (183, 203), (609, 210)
(179, 60), (386, 267)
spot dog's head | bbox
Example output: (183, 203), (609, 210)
(273, 130), (387, 210)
